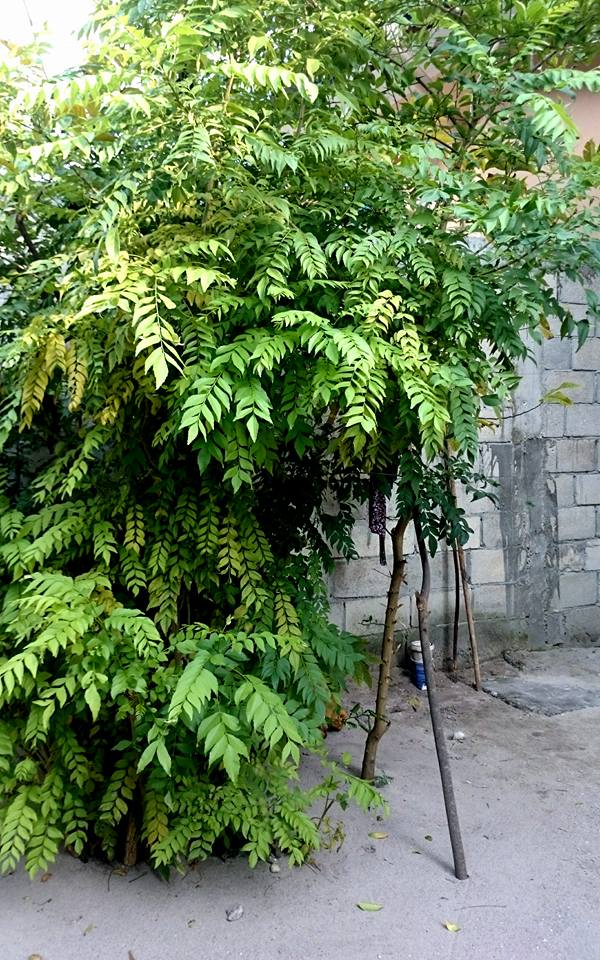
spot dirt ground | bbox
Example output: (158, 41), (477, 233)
(2, 657), (599, 960)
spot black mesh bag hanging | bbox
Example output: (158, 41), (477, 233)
(368, 483), (387, 566)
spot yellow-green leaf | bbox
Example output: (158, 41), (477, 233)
(84, 684), (101, 720)
(443, 921), (461, 932)
(105, 227), (120, 263)
(356, 902), (383, 912)
(368, 832), (388, 840)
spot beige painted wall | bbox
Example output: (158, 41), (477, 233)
(572, 90), (600, 151)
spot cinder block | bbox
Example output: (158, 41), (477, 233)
(562, 303), (600, 338)
(542, 338), (573, 369)
(565, 405), (599, 437)
(553, 474), (575, 506)
(543, 370), (595, 404)
(572, 337), (600, 371)
(558, 276), (588, 303)
(479, 421), (513, 444)
(428, 548), (453, 591)
(559, 571), (597, 608)
(542, 405), (565, 437)
(462, 518), (481, 550)
(409, 589), (458, 628)
(561, 302), (589, 320)
(344, 596), (407, 636)
(401, 553), (422, 593)
(584, 541), (600, 571)
(552, 438), (597, 472)
(559, 542), (586, 572)
(468, 548), (506, 584)
(472, 583), (509, 617)
(563, 605), (600, 642)
(575, 474), (600, 506)
(557, 506), (596, 541)
(545, 441), (558, 472)
(342, 521), (383, 560)
(481, 513), (506, 548)
(457, 488), (498, 515)
(328, 601), (345, 630)
(329, 558), (391, 599)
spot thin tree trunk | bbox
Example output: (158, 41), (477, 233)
(457, 543), (481, 691)
(123, 814), (138, 867)
(451, 541), (460, 672)
(361, 517), (409, 782)
(414, 513), (469, 881)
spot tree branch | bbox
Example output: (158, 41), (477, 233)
(15, 212), (39, 258)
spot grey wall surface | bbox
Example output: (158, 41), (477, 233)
(329, 275), (600, 661)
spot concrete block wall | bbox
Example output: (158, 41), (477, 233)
(329, 275), (600, 660)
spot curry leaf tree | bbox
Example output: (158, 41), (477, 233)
(2, 0), (600, 873)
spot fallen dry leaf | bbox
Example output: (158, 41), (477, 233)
(82, 923), (95, 936)
(443, 921), (461, 933)
(424, 835), (432, 842)
(356, 902), (383, 912)
(29, 955), (42, 960)
(368, 832), (388, 840)
(40, 872), (52, 883)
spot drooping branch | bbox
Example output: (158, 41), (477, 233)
(15, 212), (39, 258)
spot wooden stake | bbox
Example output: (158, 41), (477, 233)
(414, 513), (469, 881)
(457, 542), (482, 691)
(451, 540), (460, 673)
(446, 462), (482, 691)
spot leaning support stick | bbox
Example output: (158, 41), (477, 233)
(446, 457), (482, 690)
(457, 541), (482, 691)
(451, 540), (460, 673)
(414, 513), (469, 881)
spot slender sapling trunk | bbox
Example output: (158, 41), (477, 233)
(361, 517), (409, 782)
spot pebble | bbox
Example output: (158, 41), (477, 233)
(451, 730), (465, 742)
(270, 862), (281, 874)
(226, 905), (244, 922)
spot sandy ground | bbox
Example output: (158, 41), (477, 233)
(1, 662), (599, 960)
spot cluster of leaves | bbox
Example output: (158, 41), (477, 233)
(2, 0), (600, 874)
(0, 558), (380, 875)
